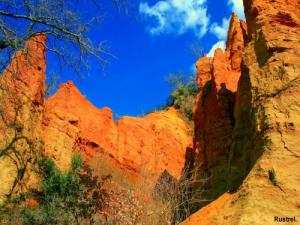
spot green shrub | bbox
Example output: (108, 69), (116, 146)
(165, 74), (197, 122)
(1, 154), (110, 225)
(169, 83), (197, 121)
(147, 74), (198, 123)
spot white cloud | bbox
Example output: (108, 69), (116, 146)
(206, 0), (245, 57)
(207, 17), (229, 57)
(139, 0), (244, 60)
(210, 17), (230, 41)
(139, 0), (210, 38)
(228, 0), (245, 19)
(207, 40), (226, 57)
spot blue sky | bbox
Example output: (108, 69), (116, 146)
(50, 0), (245, 117)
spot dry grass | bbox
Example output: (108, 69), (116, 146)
(89, 153), (207, 225)
(0, 150), (206, 225)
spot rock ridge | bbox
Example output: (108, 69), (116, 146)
(43, 81), (192, 181)
(192, 13), (247, 207)
(0, 35), (46, 201)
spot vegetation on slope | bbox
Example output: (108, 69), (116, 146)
(89, 154), (205, 225)
(0, 155), (111, 225)
(148, 73), (198, 124)
(166, 74), (198, 122)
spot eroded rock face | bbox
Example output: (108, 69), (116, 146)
(0, 35), (46, 201)
(43, 81), (118, 171)
(183, 0), (300, 224)
(43, 82), (192, 182)
(0, 34), (192, 202)
(229, 0), (300, 190)
(192, 13), (247, 205)
(226, 0), (300, 223)
(180, 193), (233, 225)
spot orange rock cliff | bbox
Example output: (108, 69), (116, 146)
(192, 13), (247, 204)
(0, 0), (299, 223)
(183, 0), (300, 224)
(0, 33), (192, 201)
(43, 80), (192, 181)
(0, 35), (46, 201)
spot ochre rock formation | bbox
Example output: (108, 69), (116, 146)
(0, 35), (46, 201)
(192, 13), (247, 204)
(0, 35), (192, 201)
(180, 193), (233, 225)
(42, 81), (118, 172)
(183, 0), (300, 224)
(43, 81), (192, 181)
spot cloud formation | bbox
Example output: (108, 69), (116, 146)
(208, 0), (245, 57)
(139, 0), (210, 38)
(207, 16), (230, 57)
(228, 0), (245, 19)
(207, 40), (226, 57)
(139, 0), (245, 58)
(210, 17), (230, 41)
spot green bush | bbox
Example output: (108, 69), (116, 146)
(166, 74), (198, 121)
(1, 155), (110, 225)
(170, 83), (197, 121)
(146, 74), (197, 123)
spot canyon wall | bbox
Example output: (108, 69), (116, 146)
(43, 81), (192, 181)
(192, 13), (247, 206)
(0, 35), (192, 201)
(0, 35), (46, 201)
(184, 0), (300, 224)
(0, 0), (299, 222)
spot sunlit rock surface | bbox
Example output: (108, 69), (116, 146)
(192, 13), (247, 205)
(0, 35), (192, 202)
(183, 0), (300, 224)
(0, 35), (46, 201)
(43, 81), (192, 181)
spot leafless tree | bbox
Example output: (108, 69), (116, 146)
(0, 0), (128, 75)
(190, 42), (204, 58)
(154, 167), (210, 224)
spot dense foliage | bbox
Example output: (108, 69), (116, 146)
(169, 81), (198, 121)
(148, 74), (198, 122)
(0, 155), (110, 225)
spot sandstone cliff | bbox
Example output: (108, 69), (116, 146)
(0, 34), (192, 201)
(1, 0), (299, 223)
(183, 0), (300, 224)
(0, 35), (46, 201)
(193, 13), (247, 205)
(43, 81), (192, 181)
